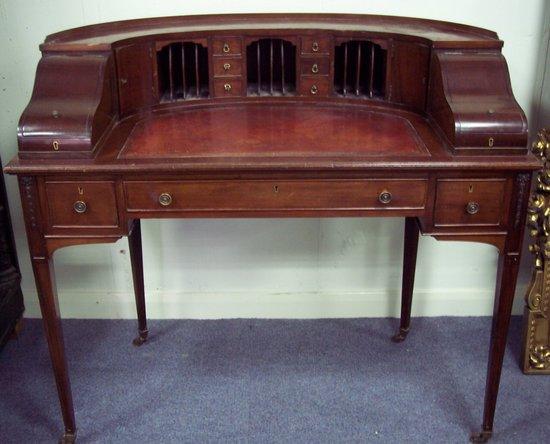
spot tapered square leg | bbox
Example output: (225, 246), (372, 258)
(32, 257), (77, 443)
(392, 217), (419, 343)
(470, 252), (520, 442)
(129, 220), (148, 346)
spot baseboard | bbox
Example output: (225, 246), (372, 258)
(20, 288), (523, 319)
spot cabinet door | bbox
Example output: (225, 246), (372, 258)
(390, 41), (430, 111)
(116, 42), (155, 116)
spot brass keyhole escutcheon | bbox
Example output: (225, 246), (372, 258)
(312, 41), (319, 52)
(378, 190), (392, 204)
(311, 63), (319, 74)
(158, 193), (173, 206)
(222, 43), (230, 53)
(273, 185), (279, 193)
(223, 62), (231, 71)
(468, 184), (474, 193)
(73, 201), (87, 214)
(488, 137), (494, 147)
(224, 83), (232, 92)
(310, 85), (319, 95)
(466, 201), (480, 215)
(52, 140), (59, 151)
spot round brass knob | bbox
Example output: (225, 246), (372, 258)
(223, 62), (231, 71)
(311, 63), (319, 74)
(222, 43), (230, 53)
(159, 193), (173, 207)
(466, 201), (480, 215)
(310, 84), (318, 95)
(224, 83), (232, 92)
(312, 41), (319, 52)
(378, 190), (392, 204)
(73, 201), (87, 213)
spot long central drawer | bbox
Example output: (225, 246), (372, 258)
(123, 179), (427, 213)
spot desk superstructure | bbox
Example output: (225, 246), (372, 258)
(4, 14), (540, 443)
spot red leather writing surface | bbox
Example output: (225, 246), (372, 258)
(119, 105), (429, 159)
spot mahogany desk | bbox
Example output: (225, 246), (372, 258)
(4, 14), (541, 443)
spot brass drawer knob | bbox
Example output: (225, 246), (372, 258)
(378, 190), (392, 204)
(159, 193), (173, 206)
(224, 83), (232, 92)
(222, 43), (230, 53)
(73, 201), (87, 213)
(466, 201), (480, 215)
(223, 62), (231, 71)
(310, 84), (318, 95)
(311, 63), (319, 74)
(312, 41), (319, 52)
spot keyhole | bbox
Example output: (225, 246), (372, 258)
(78, 187), (84, 195)
(468, 184), (474, 193)
(274, 185), (279, 193)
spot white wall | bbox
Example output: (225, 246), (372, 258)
(0, 0), (546, 319)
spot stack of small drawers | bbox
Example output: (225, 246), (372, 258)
(212, 37), (243, 97)
(299, 37), (331, 97)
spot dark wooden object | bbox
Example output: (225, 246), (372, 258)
(4, 14), (541, 443)
(129, 219), (148, 346)
(0, 155), (24, 351)
(392, 217), (419, 343)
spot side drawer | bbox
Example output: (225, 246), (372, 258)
(213, 78), (243, 97)
(301, 36), (331, 55)
(300, 57), (330, 76)
(124, 179), (428, 212)
(212, 58), (243, 77)
(211, 37), (242, 56)
(434, 179), (507, 227)
(44, 181), (119, 228)
(299, 76), (330, 97)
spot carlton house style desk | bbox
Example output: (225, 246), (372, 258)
(4, 14), (541, 443)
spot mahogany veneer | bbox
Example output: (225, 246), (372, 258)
(118, 105), (429, 159)
(4, 13), (541, 443)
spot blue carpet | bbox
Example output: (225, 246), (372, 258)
(0, 317), (548, 443)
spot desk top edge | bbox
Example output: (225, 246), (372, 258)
(42, 13), (500, 51)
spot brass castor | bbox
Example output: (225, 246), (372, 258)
(132, 329), (149, 347)
(391, 327), (410, 343)
(59, 431), (76, 444)
(470, 430), (492, 443)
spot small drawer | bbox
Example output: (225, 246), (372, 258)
(213, 78), (242, 97)
(434, 179), (507, 227)
(213, 58), (243, 77)
(124, 179), (427, 213)
(301, 37), (331, 55)
(45, 181), (119, 228)
(300, 57), (330, 76)
(212, 37), (242, 56)
(299, 76), (330, 97)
